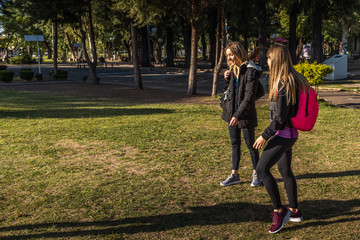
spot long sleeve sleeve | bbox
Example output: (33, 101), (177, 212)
(261, 87), (291, 140)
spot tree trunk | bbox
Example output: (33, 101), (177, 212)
(311, 1), (324, 63)
(215, 8), (221, 67)
(201, 33), (207, 61)
(87, 2), (99, 83)
(212, 4), (226, 97)
(257, 0), (267, 69)
(64, 31), (76, 61)
(140, 27), (150, 67)
(130, 21), (143, 89)
(296, 37), (303, 62)
(289, 2), (298, 64)
(43, 37), (52, 60)
(341, 23), (349, 55)
(209, 31), (216, 68)
(166, 26), (175, 67)
(155, 24), (162, 64)
(4, 35), (12, 64)
(208, 8), (217, 68)
(77, 2), (99, 84)
(53, 18), (58, 75)
(187, 19), (199, 95)
(182, 20), (191, 68)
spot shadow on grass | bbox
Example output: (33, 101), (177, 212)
(0, 108), (174, 118)
(295, 170), (360, 180)
(0, 199), (359, 239)
(283, 199), (360, 233)
(0, 202), (269, 239)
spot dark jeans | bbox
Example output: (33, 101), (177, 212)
(228, 126), (259, 171)
(255, 135), (298, 209)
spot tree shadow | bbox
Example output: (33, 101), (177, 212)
(0, 202), (269, 239)
(275, 170), (360, 183)
(0, 107), (174, 119)
(283, 199), (360, 232)
(295, 170), (360, 180)
(0, 199), (359, 239)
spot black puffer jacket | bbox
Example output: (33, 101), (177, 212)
(261, 82), (299, 140)
(221, 60), (262, 128)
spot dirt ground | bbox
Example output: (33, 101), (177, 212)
(0, 82), (269, 106)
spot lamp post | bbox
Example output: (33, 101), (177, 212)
(109, 36), (114, 60)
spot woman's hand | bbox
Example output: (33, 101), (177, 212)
(229, 117), (239, 126)
(224, 70), (230, 80)
(253, 136), (266, 149)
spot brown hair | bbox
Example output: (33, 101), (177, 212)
(267, 45), (310, 104)
(225, 41), (247, 68)
(224, 42), (248, 78)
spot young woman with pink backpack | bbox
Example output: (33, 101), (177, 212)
(253, 45), (313, 233)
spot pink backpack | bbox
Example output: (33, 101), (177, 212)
(291, 87), (319, 131)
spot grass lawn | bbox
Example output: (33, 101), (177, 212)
(0, 89), (359, 239)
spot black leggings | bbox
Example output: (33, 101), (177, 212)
(255, 135), (298, 209)
(228, 126), (259, 170)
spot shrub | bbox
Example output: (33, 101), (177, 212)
(9, 54), (37, 64)
(19, 69), (34, 81)
(35, 74), (42, 81)
(98, 56), (105, 62)
(0, 65), (7, 70)
(0, 70), (15, 82)
(49, 69), (68, 80)
(294, 61), (333, 88)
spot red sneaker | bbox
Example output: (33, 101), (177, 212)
(269, 207), (290, 233)
(289, 208), (303, 222)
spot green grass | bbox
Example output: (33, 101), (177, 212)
(0, 90), (359, 239)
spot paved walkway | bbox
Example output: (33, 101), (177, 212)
(2, 63), (360, 109)
(318, 90), (360, 109)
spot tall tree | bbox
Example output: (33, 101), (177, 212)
(212, 0), (226, 97)
(256, 0), (267, 69)
(327, 0), (360, 55)
(288, 1), (299, 64)
(70, 0), (100, 83)
(114, 0), (165, 89)
(310, 0), (327, 63)
(175, 0), (210, 95)
(0, 2), (30, 63)
(14, 0), (73, 74)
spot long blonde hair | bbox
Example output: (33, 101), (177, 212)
(225, 42), (248, 77)
(267, 45), (310, 104)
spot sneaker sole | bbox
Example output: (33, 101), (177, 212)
(269, 210), (291, 234)
(220, 180), (241, 186)
(289, 216), (303, 222)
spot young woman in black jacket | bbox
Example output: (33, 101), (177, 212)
(253, 45), (310, 233)
(220, 41), (262, 187)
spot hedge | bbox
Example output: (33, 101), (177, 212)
(49, 69), (68, 80)
(0, 70), (15, 82)
(294, 61), (333, 87)
(19, 69), (34, 81)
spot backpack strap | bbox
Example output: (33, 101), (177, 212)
(305, 90), (309, 117)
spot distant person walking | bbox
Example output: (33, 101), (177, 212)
(220, 41), (262, 187)
(253, 45), (307, 233)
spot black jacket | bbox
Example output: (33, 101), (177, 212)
(221, 60), (262, 128)
(261, 83), (299, 140)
